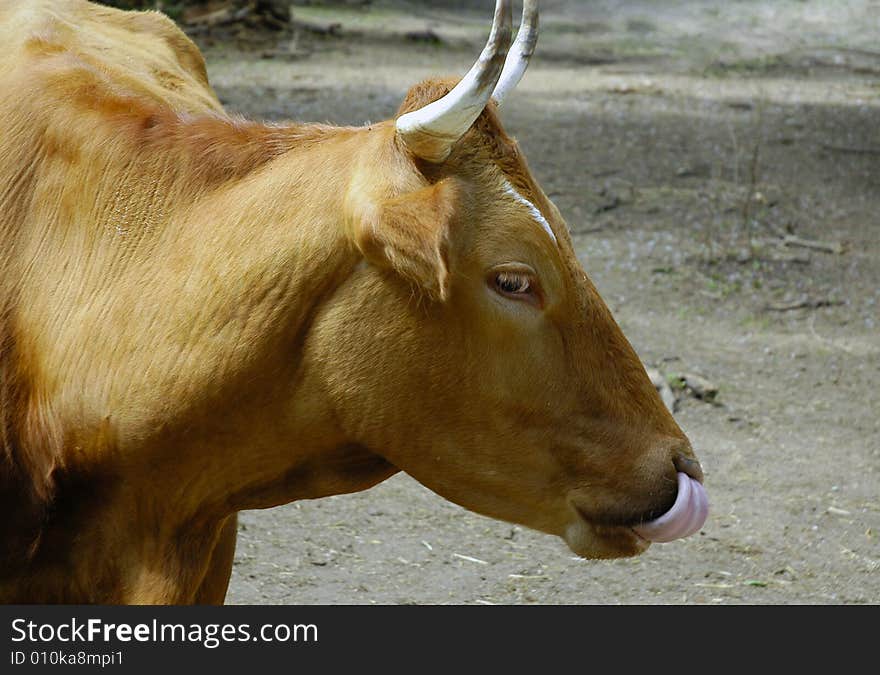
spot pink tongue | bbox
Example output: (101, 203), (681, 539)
(633, 472), (708, 543)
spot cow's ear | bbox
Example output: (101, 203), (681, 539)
(353, 178), (458, 301)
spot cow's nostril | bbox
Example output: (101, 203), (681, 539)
(673, 453), (704, 483)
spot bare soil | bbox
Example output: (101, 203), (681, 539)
(199, 0), (879, 604)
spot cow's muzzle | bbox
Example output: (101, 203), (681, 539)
(632, 472), (709, 543)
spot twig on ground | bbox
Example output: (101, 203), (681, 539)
(765, 297), (844, 312)
(810, 46), (880, 59)
(781, 235), (844, 254)
(821, 144), (880, 155)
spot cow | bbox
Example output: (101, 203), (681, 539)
(0, 0), (708, 604)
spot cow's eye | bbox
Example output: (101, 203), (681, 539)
(488, 264), (542, 308)
(495, 271), (532, 295)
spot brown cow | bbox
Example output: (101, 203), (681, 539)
(0, 0), (707, 604)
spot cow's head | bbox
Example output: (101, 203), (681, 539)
(314, 0), (707, 559)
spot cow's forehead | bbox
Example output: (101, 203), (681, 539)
(502, 179), (558, 246)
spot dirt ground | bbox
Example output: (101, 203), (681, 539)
(197, 0), (879, 604)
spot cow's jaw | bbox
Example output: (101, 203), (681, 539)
(563, 516), (652, 559)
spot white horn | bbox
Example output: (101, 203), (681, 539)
(396, 0), (513, 163)
(492, 0), (539, 106)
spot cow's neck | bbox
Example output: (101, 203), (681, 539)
(8, 118), (400, 602)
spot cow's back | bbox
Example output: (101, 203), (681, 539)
(0, 0), (226, 257)
(0, 0), (222, 116)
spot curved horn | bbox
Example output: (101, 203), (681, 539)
(396, 0), (513, 163)
(492, 0), (539, 106)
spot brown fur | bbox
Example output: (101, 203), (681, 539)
(0, 0), (703, 604)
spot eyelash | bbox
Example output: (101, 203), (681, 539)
(494, 271), (532, 295)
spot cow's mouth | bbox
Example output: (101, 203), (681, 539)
(565, 472), (709, 558)
(631, 472), (709, 543)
